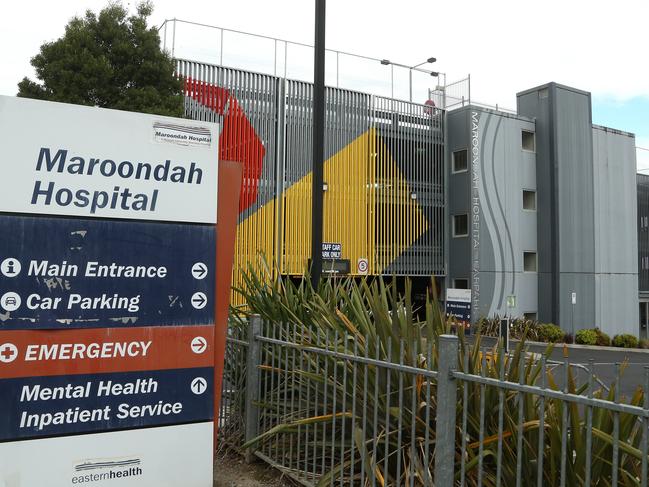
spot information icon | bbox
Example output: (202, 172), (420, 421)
(0, 258), (21, 278)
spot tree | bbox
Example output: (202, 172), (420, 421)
(17, 2), (184, 117)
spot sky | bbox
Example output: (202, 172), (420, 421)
(2, 0), (648, 169)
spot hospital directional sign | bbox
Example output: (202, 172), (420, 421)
(0, 367), (213, 441)
(0, 96), (218, 487)
(446, 288), (472, 323)
(0, 214), (215, 329)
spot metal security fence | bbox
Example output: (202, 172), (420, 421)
(430, 76), (471, 111)
(218, 316), (649, 486)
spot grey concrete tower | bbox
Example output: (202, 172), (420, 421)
(517, 83), (637, 334)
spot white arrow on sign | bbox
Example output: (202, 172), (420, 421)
(191, 336), (207, 354)
(191, 377), (208, 395)
(191, 292), (207, 310)
(191, 262), (208, 280)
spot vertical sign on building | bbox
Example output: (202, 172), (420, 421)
(0, 96), (218, 486)
(470, 110), (481, 321)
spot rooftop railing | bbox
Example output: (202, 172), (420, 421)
(159, 18), (470, 109)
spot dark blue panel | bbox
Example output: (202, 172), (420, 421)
(0, 214), (215, 329)
(447, 301), (471, 322)
(0, 367), (213, 441)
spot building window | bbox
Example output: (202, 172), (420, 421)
(453, 278), (469, 289)
(452, 149), (468, 173)
(523, 312), (537, 321)
(524, 252), (537, 272)
(522, 130), (535, 152)
(523, 190), (536, 211)
(453, 214), (469, 237)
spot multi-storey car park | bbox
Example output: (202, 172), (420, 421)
(162, 20), (642, 337)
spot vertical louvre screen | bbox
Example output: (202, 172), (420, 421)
(176, 58), (446, 298)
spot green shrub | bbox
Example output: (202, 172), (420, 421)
(612, 334), (639, 348)
(538, 323), (565, 343)
(639, 338), (649, 349)
(477, 317), (540, 341)
(575, 328), (598, 345)
(594, 328), (611, 346)
(235, 256), (649, 487)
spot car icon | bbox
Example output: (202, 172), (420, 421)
(4, 297), (17, 306)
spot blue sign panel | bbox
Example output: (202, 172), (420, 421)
(0, 367), (213, 441)
(0, 214), (215, 329)
(447, 301), (471, 322)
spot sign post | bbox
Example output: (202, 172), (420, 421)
(500, 318), (510, 353)
(502, 295), (517, 353)
(0, 96), (219, 486)
(571, 291), (577, 336)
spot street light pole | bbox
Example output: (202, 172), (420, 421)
(382, 57), (437, 103)
(311, 0), (326, 289)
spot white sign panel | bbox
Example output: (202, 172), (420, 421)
(357, 258), (369, 275)
(0, 96), (218, 224)
(0, 422), (213, 487)
(446, 288), (471, 303)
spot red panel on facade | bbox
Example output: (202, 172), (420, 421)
(184, 77), (265, 213)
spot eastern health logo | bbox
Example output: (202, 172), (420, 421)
(153, 122), (212, 147)
(72, 457), (143, 484)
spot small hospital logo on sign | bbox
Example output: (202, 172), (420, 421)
(357, 258), (368, 275)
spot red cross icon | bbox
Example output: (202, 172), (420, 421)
(0, 343), (18, 363)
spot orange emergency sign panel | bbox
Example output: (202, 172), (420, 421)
(0, 325), (214, 379)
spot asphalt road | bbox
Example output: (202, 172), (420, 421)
(480, 336), (649, 399)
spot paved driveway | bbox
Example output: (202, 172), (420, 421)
(480, 336), (649, 399)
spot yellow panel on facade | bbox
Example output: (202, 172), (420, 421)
(231, 126), (431, 304)
(230, 199), (276, 307)
(371, 130), (429, 274)
(282, 129), (372, 275)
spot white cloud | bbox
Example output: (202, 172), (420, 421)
(4, 0), (648, 106)
(3, 0), (648, 166)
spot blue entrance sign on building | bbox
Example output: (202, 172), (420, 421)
(0, 215), (215, 329)
(446, 288), (472, 323)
